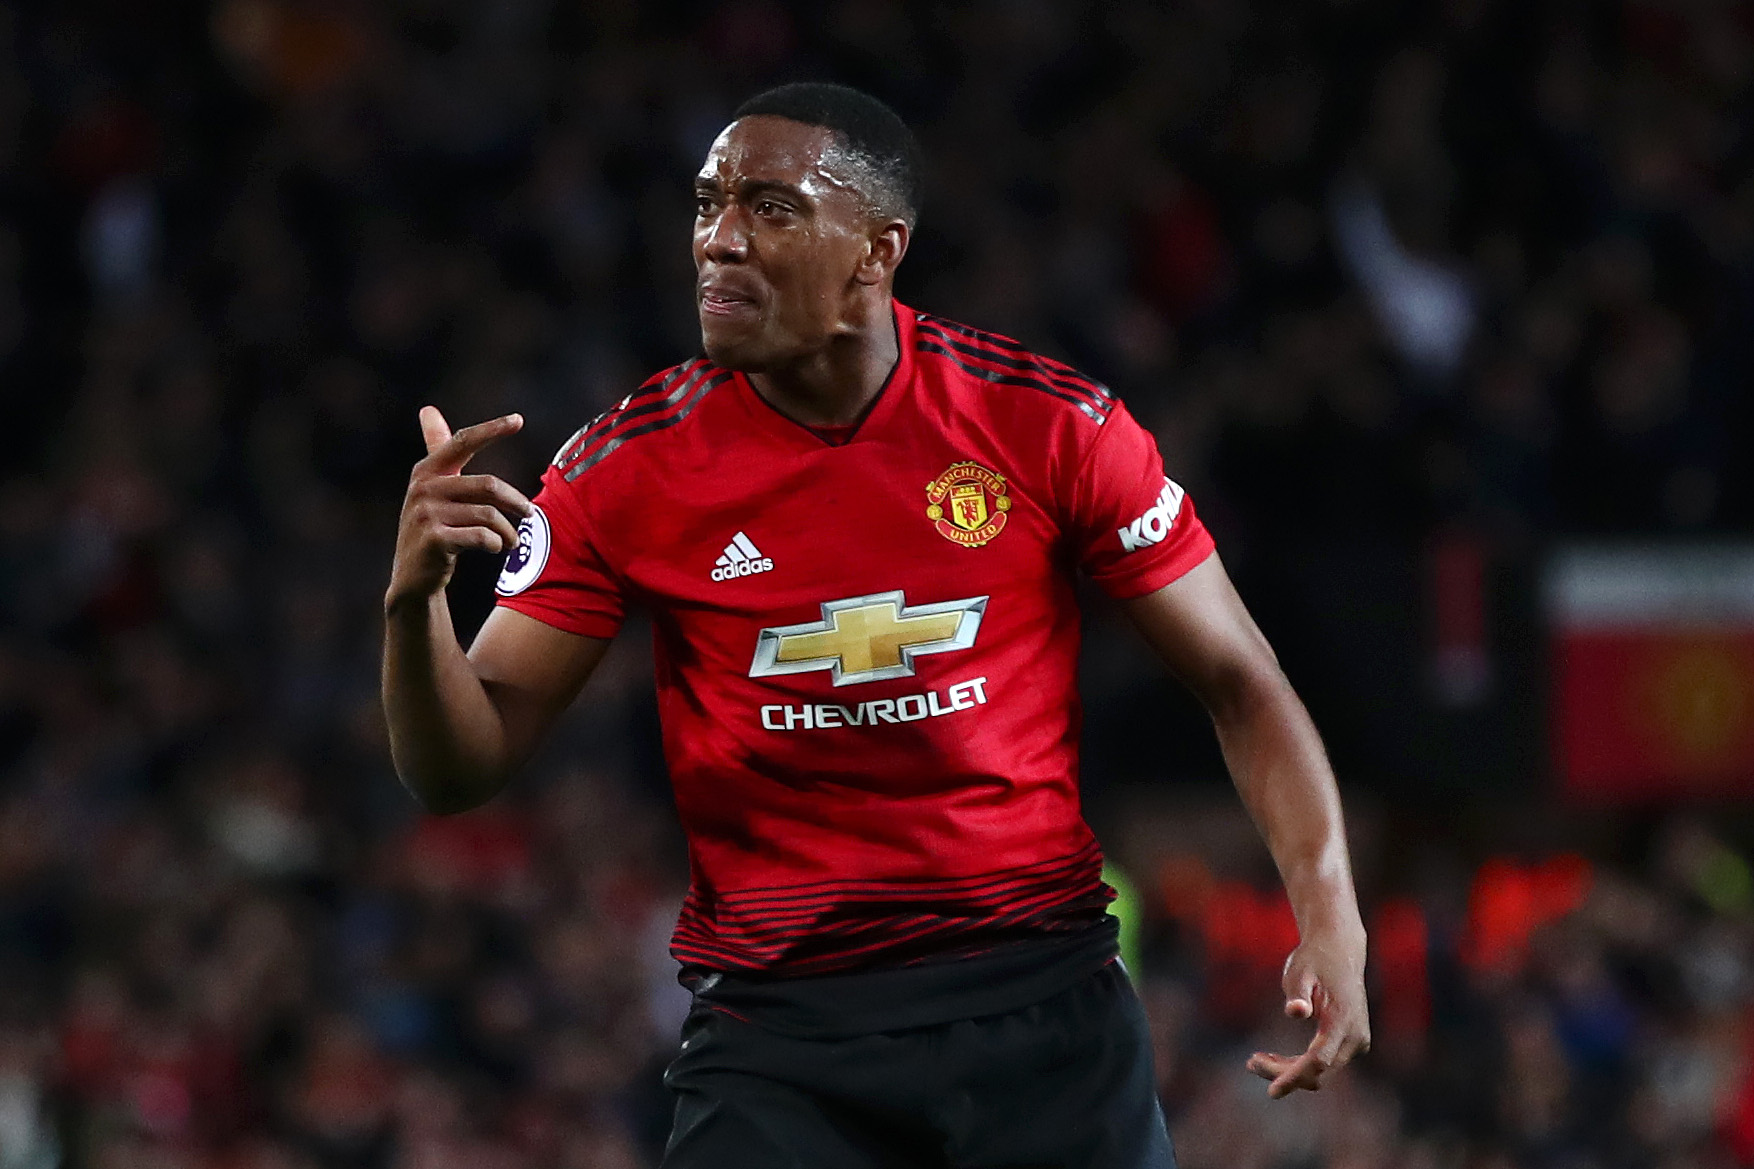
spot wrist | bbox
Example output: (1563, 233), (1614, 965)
(1299, 915), (1366, 946)
(1294, 911), (1367, 961)
(1288, 889), (1366, 947)
(384, 583), (444, 622)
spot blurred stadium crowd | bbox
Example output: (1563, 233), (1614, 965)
(1, 0), (1753, 1166)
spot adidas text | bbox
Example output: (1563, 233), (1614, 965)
(712, 557), (774, 581)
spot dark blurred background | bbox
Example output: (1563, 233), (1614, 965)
(2, 0), (1754, 1166)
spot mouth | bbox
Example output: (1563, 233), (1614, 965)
(698, 284), (761, 319)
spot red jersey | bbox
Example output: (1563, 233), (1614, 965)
(496, 303), (1214, 977)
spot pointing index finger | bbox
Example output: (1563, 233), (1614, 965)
(425, 412), (524, 475)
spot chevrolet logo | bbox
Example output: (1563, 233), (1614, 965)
(750, 591), (988, 686)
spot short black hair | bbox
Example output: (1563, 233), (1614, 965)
(733, 82), (923, 227)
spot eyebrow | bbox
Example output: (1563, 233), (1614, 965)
(692, 176), (810, 205)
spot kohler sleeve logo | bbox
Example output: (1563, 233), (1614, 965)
(1117, 478), (1186, 552)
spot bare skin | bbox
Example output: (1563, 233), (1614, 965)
(692, 116), (909, 426)
(381, 111), (1370, 1096)
(1123, 555), (1371, 1096)
(381, 407), (607, 814)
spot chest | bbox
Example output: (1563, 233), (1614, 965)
(603, 419), (1063, 617)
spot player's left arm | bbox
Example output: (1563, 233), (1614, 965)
(1122, 551), (1370, 1097)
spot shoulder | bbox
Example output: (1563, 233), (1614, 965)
(548, 357), (733, 484)
(909, 310), (1116, 430)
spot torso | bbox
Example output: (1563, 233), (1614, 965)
(499, 302), (1211, 976)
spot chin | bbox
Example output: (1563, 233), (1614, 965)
(700, 324), (773, 372)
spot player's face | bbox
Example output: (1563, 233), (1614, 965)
(692, 116), (888, 370)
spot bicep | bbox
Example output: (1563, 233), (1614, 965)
(1119, 551), (1283, 711)
(467, 606), (611, 758)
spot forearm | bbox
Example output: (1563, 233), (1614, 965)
(1210, 670), (1363, 943)
(1124, 561), (1370, 1088)
(382, 591), (514, 813)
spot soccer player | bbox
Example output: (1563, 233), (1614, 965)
(383, 83), (1369, 1167)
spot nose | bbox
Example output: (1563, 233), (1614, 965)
(699, 203), (750, 264)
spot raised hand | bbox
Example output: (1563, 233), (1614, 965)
(386, 407), (532, 610)
(1245, 930), (1371, 1098)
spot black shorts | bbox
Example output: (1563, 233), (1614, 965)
(660, 959), (1177, 1169)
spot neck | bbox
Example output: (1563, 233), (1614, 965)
(748, 299), (898, 428)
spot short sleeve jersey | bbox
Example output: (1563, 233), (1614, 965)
(497, 303), (1214, 977)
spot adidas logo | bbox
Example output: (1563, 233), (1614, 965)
(711, 532), (774, 581)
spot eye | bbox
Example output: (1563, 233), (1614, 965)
(756, 199), (789, 217)
(694, 194), (717, 216)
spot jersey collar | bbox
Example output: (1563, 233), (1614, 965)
(732, 300), (917, 452)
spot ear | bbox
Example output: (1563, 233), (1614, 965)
(854, 218), (910, 286)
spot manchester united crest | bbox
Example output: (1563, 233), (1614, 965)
(926, 461), (1011, 547)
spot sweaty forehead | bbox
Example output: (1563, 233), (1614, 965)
(698, 116), (862, 198)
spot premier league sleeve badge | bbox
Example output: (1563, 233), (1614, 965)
(495, 505), (551, 596)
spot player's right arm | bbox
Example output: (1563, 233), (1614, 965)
(382, 407), (610, 814)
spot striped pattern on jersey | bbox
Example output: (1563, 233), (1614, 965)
(553, 358), (731, 481)
(670, 840), (1114, 976)
(913, 313), (1116, 426)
